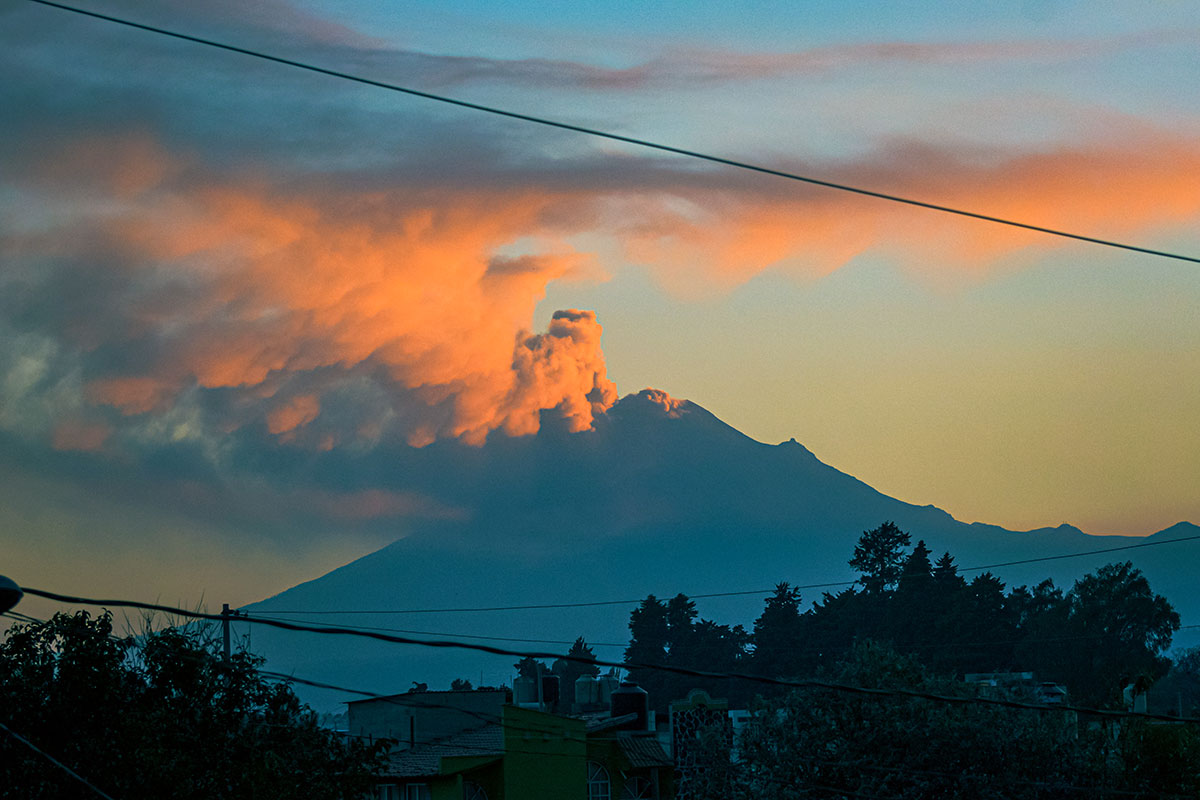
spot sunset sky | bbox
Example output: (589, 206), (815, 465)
(2, 0), (1198, 610)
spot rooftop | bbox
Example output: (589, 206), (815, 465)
(382, 726), (505, 777)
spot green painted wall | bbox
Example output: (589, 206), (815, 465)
(501, 706), (587, 800)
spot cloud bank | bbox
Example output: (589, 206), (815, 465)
(4, 121), (1199, 460)
(2, 137), (618, 453)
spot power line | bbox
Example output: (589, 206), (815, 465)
(250, 614), (627, 648)
(259, 532), (1200, 615)
(20, 585), (1200, 725)
(6, 611), (1185, 799)
(24, 0), (1200, 267)
(267, 672), (1177, 799)
(0, 721), (119, 800)
(253, 613), (1200, 658)
(14, 604), (1199, 675)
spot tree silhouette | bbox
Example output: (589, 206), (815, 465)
(734, 642), (1158, 799)
(625, 595), (670, 705)
(513, 656), (547, 680)
(751, 583), (804, 681)
(848, 521), (911, 594)
(552, 637), (600, 697)
(0, 611), (385, 799)
(1061, 561), (1180, 706)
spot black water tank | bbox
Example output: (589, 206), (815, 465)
(540, 675), (561, 706)
(610, 680), (649, 730)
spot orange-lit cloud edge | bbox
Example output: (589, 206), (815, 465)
(9, 125), (1200, 458)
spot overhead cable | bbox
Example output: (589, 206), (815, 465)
(250, 614), (627, 647)
(20, 585), (1200, 725)
(24, 0), (1200, 266)
(260, 532), (1200, 615)
(0, 721), (119, 800)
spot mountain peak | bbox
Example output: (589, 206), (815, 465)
(618, 388), (692, 418)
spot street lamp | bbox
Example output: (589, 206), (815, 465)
(0, 575), (22, 614)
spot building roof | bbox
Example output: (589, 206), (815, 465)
(617, 735), (673, 769)
(382, 726), (504, 777)
(348, 688), (507, 706)
(583, 712), (639, 733)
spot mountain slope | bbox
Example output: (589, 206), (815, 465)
(245, 391), (1200, 709)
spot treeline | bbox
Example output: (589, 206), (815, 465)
(0, 612), (386, 799)
(623, 521), (1182, 709)
(731, 641), (1200, 799)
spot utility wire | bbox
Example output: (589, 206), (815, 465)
(260, 532), (1200, 615)
(250, 614), (627, 648)
(0, 721), (119, 800)
(2, 609), (1180, 796)
(20, 586), (1200, 725)
(17, 597), (1197, 661)
(24, 0), (1200, 266)
(251, 614), (1200, 658)
(5, 610), (1193, 797)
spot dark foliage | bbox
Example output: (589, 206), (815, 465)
(849, 520), (912, 594)
(734, 643), (1200, 799)
(623, 521), (1181, 716)
(624, 593), (749, 709)
(0, 611), (387, 800)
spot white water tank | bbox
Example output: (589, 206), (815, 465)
(575, 675), (599, 706)
(513, 675), (538, 707)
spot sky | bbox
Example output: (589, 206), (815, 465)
(1, 0), (1198, 612)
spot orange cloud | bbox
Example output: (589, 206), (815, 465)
(56, 156), (615, 446)
(619, 130), (1200, 293)
(16, 127), (1200, 450)
(87, 377), (176, 415)
(267, 394), (320, 435)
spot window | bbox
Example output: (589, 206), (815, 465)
(404, 785), (431, 800)
(587, 762), (611, 800)
(621, 777), (654, 799)
(463, 781), (489, 800)
(375, 785), (400, 800)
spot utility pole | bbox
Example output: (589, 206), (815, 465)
(221, 603), (232, 664)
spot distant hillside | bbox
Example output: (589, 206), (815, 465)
(245, 390), (1200, 710)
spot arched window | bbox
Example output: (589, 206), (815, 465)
(587, 761), (611, 800)
(621, 776), (654, 799)
(463, 781), (488, 800)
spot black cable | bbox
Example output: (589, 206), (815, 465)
(23, 0), (1200, 266)
(261, 533), (1200, 615)
(5, 610), (1193, 796)
(0, 721), (119, 800)
(250, 614), (627, 648)
(20, 585), (1200, 725)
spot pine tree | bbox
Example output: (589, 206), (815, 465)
(752, 583), (804, 681)
(552, 636), (600, 697)
(933, 551), (961, 585)
(898, 539), (934, 592)
(625, 595), (670, 705)
(848, 521), (912, 594)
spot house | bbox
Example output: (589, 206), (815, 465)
(964, 671), (1069, 705)
(348, 683), (673, 800)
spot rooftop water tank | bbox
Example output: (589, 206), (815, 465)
(540, 674), (561, 707)
(575, 675), (599, 707)
(513, 675), (538, 707)
(610, 680), (650, 731)
(597, 675), (619, 706)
